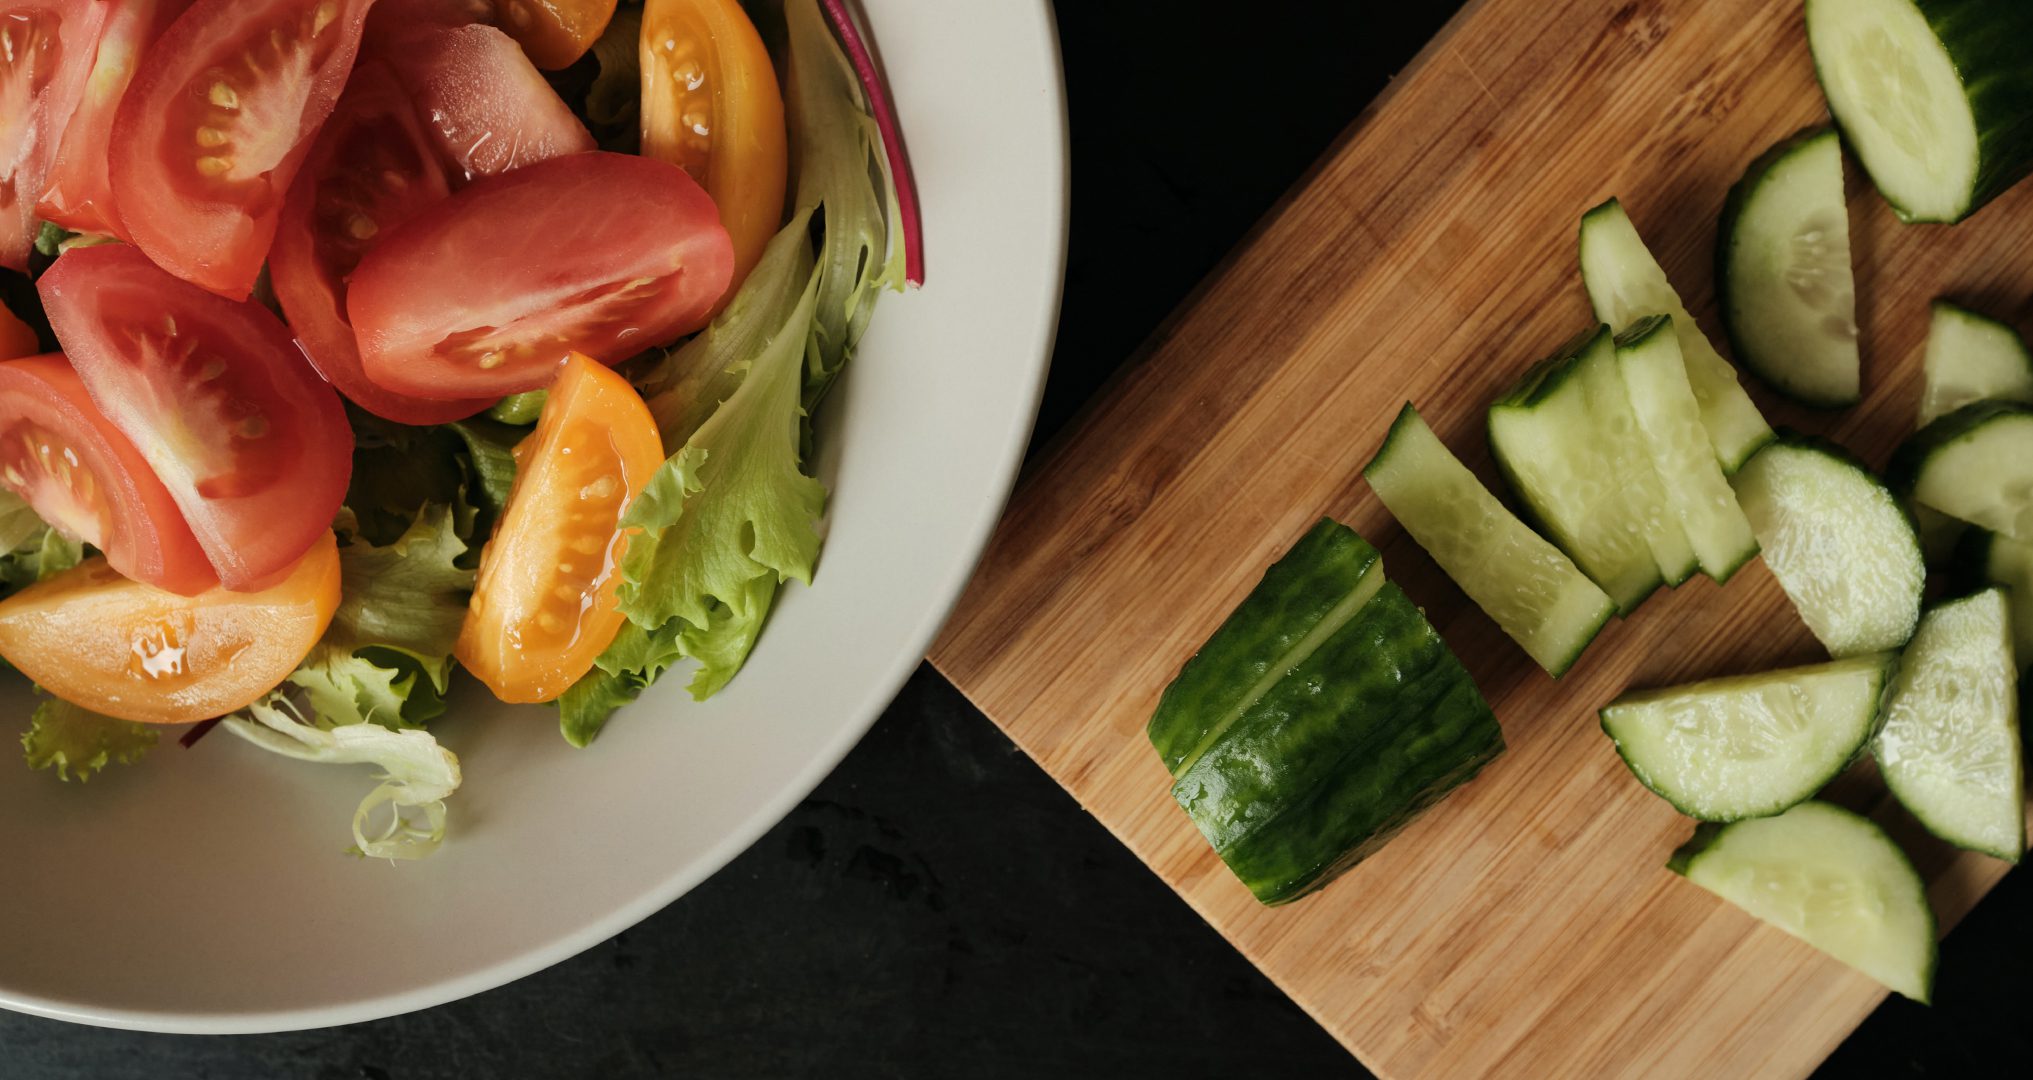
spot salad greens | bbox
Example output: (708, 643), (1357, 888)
(0, 490), (82, 602)
(23, 697), (157, 782)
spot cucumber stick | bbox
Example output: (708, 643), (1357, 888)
(1580, 198), (1774, 472)
(1918, 301), (2033, 426)
(1602, 654), (1897, 821)
(1807, 0), (2033, 223)
(1364, 404), (1615, 676)
(1615, 317), (1760, 582)
(1890, 401), (2033, 541)
(1489, 326), (1692, 609)
(1874, 588), (2025, 861)
(1716, 127), (1862, 408)
(1671, 802), (1936, 1003)
(1731, 437), (1924, 657)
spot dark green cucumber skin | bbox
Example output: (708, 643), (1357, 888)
(1886, 399), (2033, 495)
(1811, 0), (2033, 223)
(1171, 582), (1504, 906)
(1613, 313), (1673, 351)
(1147, 519), (1380, 775)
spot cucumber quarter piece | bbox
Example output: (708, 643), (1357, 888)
(1364, 404), (1615, 676)
(1975, 530), (2033, 666)
(1615, 316), (1760, 582)
(1889, 401), (2033, 541)
(1917, 300), (2033, 426)
(1732, 437), (1924, 657)
(1580, 198), (1774, 472)
(1489, 326), (1692, 609)
(1807, 0), (2033, 223)
(1874, 588), (2025, 860)
(1602, 654), (1897, 821)
(1670, 802), (1936, 1003)
(1717, 127), (1861, 408)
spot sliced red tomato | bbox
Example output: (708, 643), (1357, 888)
(38, 245), (353, 590)
(378, 22), (594, 183)
(1, 303), (38, 359)
(0, 353), (215, 594)
(0, 0), (106, 269)
(34, 0), (193, 239)
(490, 0), (614, 70)
(108, 0), (377, 299)
(270, 60), (488, 425)
(349, 151), (733, 400)
(457, 353), (663, 703)
(0, 530), (338, 723)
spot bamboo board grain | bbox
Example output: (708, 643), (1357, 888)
(928, 1), (2033, 1076)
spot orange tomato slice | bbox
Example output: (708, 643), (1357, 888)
(0, 530), (340, 723)
(456, 352), (664, 703)
(491, 0), (615, 70)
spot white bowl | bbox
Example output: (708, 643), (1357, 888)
(0, 0), (1066, 1033)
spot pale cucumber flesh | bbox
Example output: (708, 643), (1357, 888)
(1918, 301), (2033, 427)
(1900, 406), (2033, 541)
(1615, 317), (1759, 581)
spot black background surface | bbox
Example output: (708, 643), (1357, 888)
(4, 2), (2027, 1077)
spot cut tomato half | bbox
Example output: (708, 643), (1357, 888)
(39, 244), (353, 590)
(377, 22), (593, 184)
(349, 151), (733, 400)
(1, 303), (39, 359)
(271, 60), (487, 425)
(0, 0), (107, 268)
(0, 353), (215, 594)
(109, 0), (377, 298)
(0, 530), (339, 723)
(35, 0), (193, 239)
(490, 0), (615, 70)
(456, 353), (663, 703)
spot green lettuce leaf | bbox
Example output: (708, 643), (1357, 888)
(0, 495), (84, 605)
(22, 697), (157, 782)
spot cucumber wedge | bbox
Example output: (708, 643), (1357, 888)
(1732, 437), (1925, 657)
(1602, 654), (1898, 821)
(1615, 316), (1760, 582)
(1889, 400), (2033, 541)
(1717, 127), (1861, 408)
(1489, 326), (1692, 609)
(1971, 529), (2033, 665)
(1670, 802), (1936, 1003)
(1580, 198), (1774, 472)
(1807, 0), (2033, 223)
(1917, 301), (2033, 426)
(1364, 404), (1615, 676)
(1874, 588), (2025, 861)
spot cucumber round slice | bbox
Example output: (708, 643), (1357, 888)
(1974, 529), (2033, 667)
(1670, 802), (1936, 1003)
(1918, 301), (2033, 426)
(1732, 437), (1925, 657)
(1889, 401), (2033, 541)
(1717, 127), (1860, 408)
(1874, 588), (2025, 861)
(1601, 654), (1897, 821)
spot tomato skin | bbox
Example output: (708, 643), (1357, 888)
(379, 22), (594, 184)
(349, 151), (734, 400)
(109, 0), (378, 299)
(640, 0), (786, 296)
(0, 0), (108, 269)
(457, 353), (663, 703)
(0, 353), (217, 594)
(0, 304), (39, 359)
(270, 60), (489, 426)
(0, 531), (339, 723)
(38, 245), (353, 591)
(490, 0), (613, 70)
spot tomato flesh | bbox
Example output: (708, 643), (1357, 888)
(0, 531), (339, 723)
(457, 353), (664, 703)
(350, 151), (733, 400)
(110, 0), (376, 298)
(35, 0), (192, 238)
(380, 22), (594, 183)
(39, 245), (353, 591)
(0, 303), (38, 359)
(641, 0), (786, 294)
(0, 354), (215, 594)
(0, 0), (106, 268)
(270, 60), (488, 425)
(491, 0), (614, 70)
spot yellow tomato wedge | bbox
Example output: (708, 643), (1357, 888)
(0, 531), (341, 724)
(492, 0), (618, 70)
(456, 353), (664, 703)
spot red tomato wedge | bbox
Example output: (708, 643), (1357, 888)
(35, 0), (193, 239)
(109, 0), (377, 299)
(39, 245), (353, 591)
(350, 151), (733, 400)
(0, 354), (215, 594)
(0, 0), (106, 269)
(271, 60), (488, 425)
(0, 304), (38, 359)
(379, 22), (593, 183)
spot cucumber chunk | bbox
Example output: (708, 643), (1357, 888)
(1580, 198), (1774, 472)
(1670, 802), (1936, 1003)
(1917, 301), (2033, 426)
(1364, 404), (1615, 676)
(1732, 437), (1924, 657)
(1874, 588), (2025, 861)
(1717, 127), (1861, 408)
(1889, 401), (2033, 541)
(1807, 0), (2033, 223)
(1602, 654), (1897, 821)
(1973, 530), (2033, 666)
(1615, 316), (1760, 582)
(1489, 326), (1691, 609)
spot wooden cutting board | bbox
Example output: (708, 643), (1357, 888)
(929, 0), (2033, 1076)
